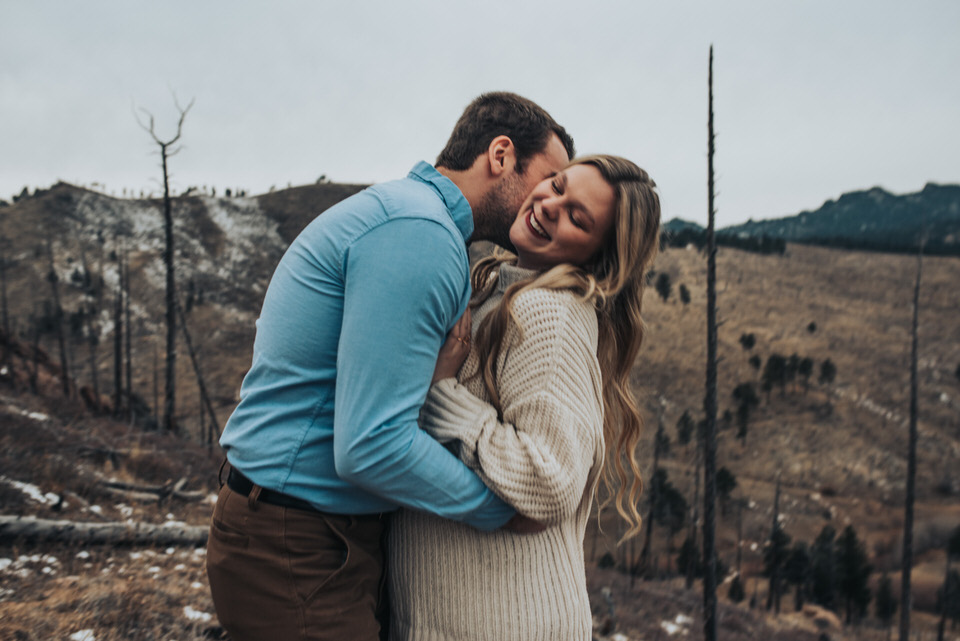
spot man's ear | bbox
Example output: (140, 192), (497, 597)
(486, 135), (516, 177)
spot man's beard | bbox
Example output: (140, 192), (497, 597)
(473, 172), (526, 251)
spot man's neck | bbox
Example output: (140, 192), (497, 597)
(436, 166), (482, 213)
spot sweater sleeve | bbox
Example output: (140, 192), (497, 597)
(419, 289), (604, 525)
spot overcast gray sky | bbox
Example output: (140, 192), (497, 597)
(2, 0), (958, 227)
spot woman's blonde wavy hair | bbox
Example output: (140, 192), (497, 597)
(467, 154), (661, 540)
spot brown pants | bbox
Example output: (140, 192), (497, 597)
(206, 484), (387, 641)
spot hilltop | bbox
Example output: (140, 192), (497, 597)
(665, 182), (960, 256)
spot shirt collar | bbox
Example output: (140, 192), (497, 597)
(408, 161), (474, 242)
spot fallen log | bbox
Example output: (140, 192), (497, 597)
(0, 515), (208, 547)
(96, 477), (206, 502)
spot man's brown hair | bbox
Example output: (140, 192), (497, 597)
(436, 92), (575, 174)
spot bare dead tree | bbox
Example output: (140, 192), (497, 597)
(638, 412), (667, 577)
(702, 44), (720, 641)
(0, 236), (11, 335)
(175, 300), (221, 448)
(45, 237), (71, 397)
(153, 339), (159, 428)
(124, 253), (133, 423)
(687, 438), (702, 590)
(135, 96), (193, 431)
(899, 242), (923, 641)
(767, 474), (784, 614)
(113, 242), (124, 416)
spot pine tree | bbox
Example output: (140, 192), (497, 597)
(819, 358), (837, 385)
(784, 542), (811, 611)
(716, 467), (737, 516)
(811, 525), (838, 610)
(676, 410), (695, 446)
(836, 525), (873, 624)
(937, 525), (960, 640)
(655, 272), (671, 302)
(876, 573), (897, 641)
(732, 382), (760, 446)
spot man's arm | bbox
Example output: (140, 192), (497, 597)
(331, 217), (514, 531)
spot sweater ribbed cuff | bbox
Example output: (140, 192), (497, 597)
(420, 378), (495, 453)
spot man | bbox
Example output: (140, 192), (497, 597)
(206, 92), (574, 641)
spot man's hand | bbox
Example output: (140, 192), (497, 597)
(502, 513), (546, 534)
(432, 307), (472, 384)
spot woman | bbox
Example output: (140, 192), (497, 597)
(389, 155), (661, 640)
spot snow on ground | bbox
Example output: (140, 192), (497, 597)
(0, 475), (60, 505)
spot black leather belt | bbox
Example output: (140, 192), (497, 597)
(227, 468), (321, 514)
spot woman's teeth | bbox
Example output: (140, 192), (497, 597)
(529, 212), (550, 239)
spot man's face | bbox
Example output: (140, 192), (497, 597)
(475, 133), (569, 249)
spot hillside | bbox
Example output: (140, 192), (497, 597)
(722, 183), (960, 255)
(1, 181), (960, 639)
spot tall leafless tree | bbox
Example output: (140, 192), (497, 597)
(45, 238), (71, 397)
(639, 412), (667, 577)
(899, 243), (923, 641)
(136, 96), (193, 431)
(702, 44), (720, 641)
(176, 300), (220, 448)
(0, 236), (11, 335)
(113, 243), (124, 415)
(767, 474), (784, 614)
(124, 253), (133, 423)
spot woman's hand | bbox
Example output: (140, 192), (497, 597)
(432, 307), (472, 384)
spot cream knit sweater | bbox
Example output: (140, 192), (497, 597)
(389, 264), (605, 641)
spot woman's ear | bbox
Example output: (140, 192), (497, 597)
(486, 135), (517, 178)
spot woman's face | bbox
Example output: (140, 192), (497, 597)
(509, 163), (615, 271)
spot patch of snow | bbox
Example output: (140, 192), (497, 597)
(163, 520), (187, 528)
(147, 566), (161, 574)
(0, 476), (60, 505)
(69, 631), (96, 641)
(174, 563), (187, 571)
(0, 558), (12, 572)
(675, 614), (693, 626)
(660, 620), (683, 635)
(76, 551), (91, 560)
(129, 552), (144, 560)
(116, 503), (133, 517)
(184, 606), (213, 622)
(165, 547), (176, 555)
(193, 547), (206, 557)
(88, 505), (102, 515)
(191, 581), (204, 589)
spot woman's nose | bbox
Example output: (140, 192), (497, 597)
(540, 197), (560, 220)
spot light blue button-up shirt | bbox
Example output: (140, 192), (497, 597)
(220, 162), (514, 531)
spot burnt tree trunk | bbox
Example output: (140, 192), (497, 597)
(638, 414), (666, 577)
(176, 300), (221, 445)
(45, 238), (70, 397)
(899, 247), (923, 641)
(136, 97), (192, 432)
(702, 44), (719, 641)
(113, 245), (124, 416)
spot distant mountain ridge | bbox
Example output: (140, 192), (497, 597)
(666, 183), (960, 256)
